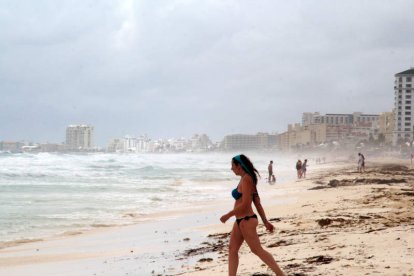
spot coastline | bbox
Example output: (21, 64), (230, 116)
(1, 159), (413, 275)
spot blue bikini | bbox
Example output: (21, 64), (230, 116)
(231, 186), (258, 226)
(231, 155), (259, 226)
(232, 187), (242, 200)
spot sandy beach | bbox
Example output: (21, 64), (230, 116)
(175, 159), (414, 276)
(1, 159), (413, 276)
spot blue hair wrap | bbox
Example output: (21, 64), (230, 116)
(233, 155), (252, 176)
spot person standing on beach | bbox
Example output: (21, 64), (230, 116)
(220, 154), (285, 276)
(296, 160), (302, 179)
(268, 160), (274, 183)
(358, 153), (365, 172)
(301, 159), (308, 178)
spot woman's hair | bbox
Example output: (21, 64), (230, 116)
(232, 154), (260, 185)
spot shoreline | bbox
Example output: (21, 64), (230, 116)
(0, 154), (316, 251)
(2, 159), (413, 275)
(0, 151), (307, 251)
(0, 173), (305, 275)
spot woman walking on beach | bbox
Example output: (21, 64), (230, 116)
(220, 154), (285, 276)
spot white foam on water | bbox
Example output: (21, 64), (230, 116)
(0, 152), (298, 244)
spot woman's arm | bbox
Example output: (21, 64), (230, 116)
(253, 195), (275, 232)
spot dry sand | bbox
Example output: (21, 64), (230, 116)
(174, 160), (414, 276)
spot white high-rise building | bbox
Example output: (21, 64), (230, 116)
(123, 135), (137, 152)
(393, 68), (414, 144)
(65, 125), (94, 150)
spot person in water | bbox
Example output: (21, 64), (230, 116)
(220, 154), (285, 276)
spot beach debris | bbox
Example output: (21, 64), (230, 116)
(198, 258), (213, 262)
(207, 232), (230, 239)
(283, 263), (312, 275)
(328, 179), (340, 187)
(316, 218), (332, 227)
(194, 265), (204, 270)
(316, 217), (354, 228)
(315, 235), (329, 242)
(397, 191), (414, 196)
(267, 240), (293, 248)
(309, 185), (328, 190)
(182, 246), (210, 257)
(305, 255), (334, 264)
(380, 165), (408, 171)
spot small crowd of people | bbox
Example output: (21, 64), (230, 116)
(295, 159), (308, 179)
(268, 159), (310, 181)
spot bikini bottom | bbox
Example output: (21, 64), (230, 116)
(236, 214), (257, 226)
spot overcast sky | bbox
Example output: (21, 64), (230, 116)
(1, 0), (414, 146)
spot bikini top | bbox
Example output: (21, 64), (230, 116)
(232, 187), (242, 200)
(232, 187), (259, 200)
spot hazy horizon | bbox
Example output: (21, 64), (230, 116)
(1, 1), (414, 146)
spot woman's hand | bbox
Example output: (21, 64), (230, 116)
(264, 221), (275, 232)
(220, 213), (230, 223)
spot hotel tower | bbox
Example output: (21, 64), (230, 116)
(394, 68), (414, 144)
(65, 124), (94, 151)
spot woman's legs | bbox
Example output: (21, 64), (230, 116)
(239, 219), (285, 276)
(228, 222), (244, 276)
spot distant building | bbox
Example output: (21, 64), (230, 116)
(221, 133), (278, 150)
(190, 134), (213, 151)
(65, 125), (94, 151)
(123, 135), (137, 152)
(136, 135), (151, 152)
(107, 138), (123, 152)
(302, 112), (379, 126)
(393, 68), (414, 144)
(378, 111), (395, 144)
(278, 124), (327, 151)
(0, 141), (25, 153)
(21, 143), (65, 153)
(280, 111), (381, 151)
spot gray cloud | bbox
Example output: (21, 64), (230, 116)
(1, 0), (414, 145)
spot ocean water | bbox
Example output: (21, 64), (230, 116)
(0, 152), (298, 245)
